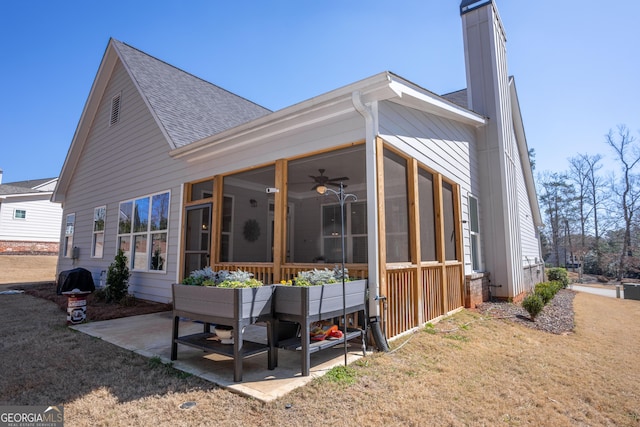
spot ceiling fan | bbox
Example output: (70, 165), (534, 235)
(309, 169), (349, 191)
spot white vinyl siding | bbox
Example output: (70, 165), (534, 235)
(56, 60), (183, 302)
(379, 100), (478, 273)
(0, 197), (62, 242)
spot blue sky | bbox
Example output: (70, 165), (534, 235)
(1, 1), (637, 183)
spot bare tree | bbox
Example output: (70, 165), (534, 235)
(579, 154), (605, 273)
(538, 172), (575, 267)
(605, 125), (640, 280)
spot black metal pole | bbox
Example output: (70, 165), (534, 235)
(339, 182), (348, 366)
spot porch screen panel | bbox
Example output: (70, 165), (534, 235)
(286, 146), (367, 264)
(383, 149), (410, 263)
(223, 165), (274, 263)
(442, 181), (457, 260)
(418, 168), (437, 261)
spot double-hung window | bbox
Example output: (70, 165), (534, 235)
(468, 195), (481, 270)
(14, 209), (26, 220)
(118, 191), (170, 271)
(92, 206), (106, 258)
(321, 200), (367, 263)
(64, 213), (75, 258)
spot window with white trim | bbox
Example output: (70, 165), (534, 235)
(321, 200), (367, 263)
(92, 206), (106, 258)
(13, 209), (26, 220)
(64, 213), (75, 258)
(469, 195), (482, 270)
(118, 191), (170, 271)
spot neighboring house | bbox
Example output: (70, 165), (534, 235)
(53, 0), (544, 338)
(0, 170), (62, 254)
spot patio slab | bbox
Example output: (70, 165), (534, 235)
(70, 311), (365, 402)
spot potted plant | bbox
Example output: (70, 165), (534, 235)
(274, 266), (367, 320)
(173, 268), (272, 320)
(273, 266), (367, 376)
(171, 268), (277, 382)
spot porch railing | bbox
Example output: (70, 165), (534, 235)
(384, 262), (465, 338)
(384, 266), (418, 338)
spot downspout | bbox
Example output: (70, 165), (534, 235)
(352, 91), (389, 351)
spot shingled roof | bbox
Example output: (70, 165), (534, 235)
(441, 89), (468, 109)
(112, 39), (271, 148)
(0, 178), (57, 196)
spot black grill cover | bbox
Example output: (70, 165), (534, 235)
(56, 268), (95, 295)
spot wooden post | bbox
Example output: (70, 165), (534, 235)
(211, 177), (224, 266)
(452, 183), (465, 308)
(408, 158), (423, 325)
(273, 159), (287, 284)
(434, 174), (448, 315)
(376, 137), (388, 331)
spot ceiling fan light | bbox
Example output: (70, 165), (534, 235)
(316, 185), (327, 195)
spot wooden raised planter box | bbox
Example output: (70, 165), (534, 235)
(170, 283), (276, 382)
(273, 279), (367, 376)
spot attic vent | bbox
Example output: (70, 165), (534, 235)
(110, 93), (121, 126)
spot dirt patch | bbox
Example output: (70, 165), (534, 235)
(0, 254), (57, 284)
(18, 282), (171, 321)
(477, 289), (575, 335)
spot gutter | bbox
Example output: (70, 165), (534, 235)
(352, 91), (389, 351)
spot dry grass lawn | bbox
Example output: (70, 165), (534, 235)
(0, 254), (58, 284)
(1, 287), (639, 426)
(1, 257), (639, 425)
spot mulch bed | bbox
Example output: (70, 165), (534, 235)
(19, 282), (172, 321)
(476, 289), (575, 335)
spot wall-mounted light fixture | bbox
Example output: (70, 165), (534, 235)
(249, 199), (258, 208)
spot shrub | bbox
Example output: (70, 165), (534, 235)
(534, 282), (557, 305)
(547, 268), (569, 288)
(105, 249), (130, 303)
(522, 293), (544, 320)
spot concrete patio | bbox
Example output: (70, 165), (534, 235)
(70, 311), (366, 402)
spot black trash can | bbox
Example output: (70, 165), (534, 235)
(623, 283), (640, 301)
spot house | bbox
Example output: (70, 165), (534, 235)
(0, 170), (62, 254)
(53, 0), (544, 338)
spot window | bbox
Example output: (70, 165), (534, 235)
(118, 191), (169, 271)
(469, 195), (481, 270)
(92, 206), (106, 258)
(110, 93), (121, 126)
(64, 213), (75, 258)
(13, 209), (26, 220)
(321, 200), (367, 263)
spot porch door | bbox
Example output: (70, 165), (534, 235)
(183, 203), (212, 274)
(267, 201), (294, 262)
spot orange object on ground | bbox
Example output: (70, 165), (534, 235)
(310, 324), (338, 341)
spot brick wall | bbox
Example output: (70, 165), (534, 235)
(465, 272), (490, 308)
(0, 240), (59, 255)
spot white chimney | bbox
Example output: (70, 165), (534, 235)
(460, 0), (521, 297)
(0, 168), (3, 185)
